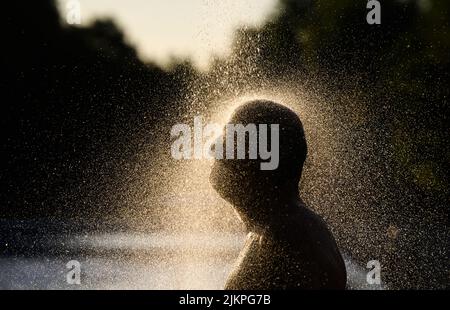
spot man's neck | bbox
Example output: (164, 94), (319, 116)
(237, 191), (303, 234)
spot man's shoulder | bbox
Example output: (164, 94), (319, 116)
(293, 204), (330, 232)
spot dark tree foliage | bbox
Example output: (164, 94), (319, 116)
(0, 1), (190, 219)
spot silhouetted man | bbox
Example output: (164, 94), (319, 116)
(210, 100), (347, 289)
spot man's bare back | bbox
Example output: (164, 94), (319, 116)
(225, 202), (346, 289)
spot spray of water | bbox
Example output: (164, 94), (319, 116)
(92, 0), (423, 288)
(112, 28), (389, 288)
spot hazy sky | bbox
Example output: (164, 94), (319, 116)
(57, 0), (279, 69)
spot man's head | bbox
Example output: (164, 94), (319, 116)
(210, 100), (307, 227)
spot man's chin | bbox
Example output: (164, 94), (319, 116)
(209, 161), (239, 204)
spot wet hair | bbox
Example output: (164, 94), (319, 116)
(210, 100), (307, 214)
